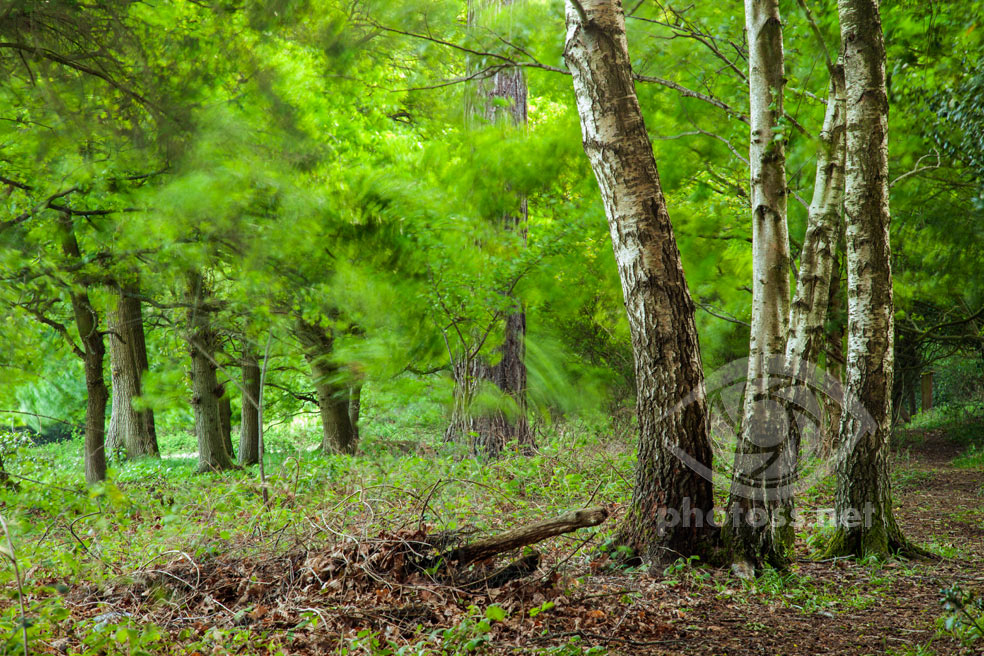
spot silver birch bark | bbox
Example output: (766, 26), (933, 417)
(786, 67), (846, 371)
(827, 0), (911, 556)
(564, 0), (714, 563)
(726, 0), (793, 568)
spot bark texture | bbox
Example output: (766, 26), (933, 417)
(239, 352), (261, 466)
(446, 0), (533, 457)
(296, 320), (357, 455)
(106, 286), (159, 459)
(786, 68), (847, 371)
(187, 273), (236, 473)
(564, 0), (714, 563)
(727, 0), (794, 568)
(60, 220), (108, 484)
(827, 0), (909, 557)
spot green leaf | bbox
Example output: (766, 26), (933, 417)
(484, 605), (507, 622)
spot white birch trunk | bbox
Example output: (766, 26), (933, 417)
(786, 67), (847, 368)
(564, 0), (714, 563)
(828, 0), (910, 556)
(727, 0), (793, 568)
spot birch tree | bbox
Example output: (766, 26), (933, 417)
(726, 0), (793, 569)
(826, 0), (911, 556)
(564, 0), (715, 562)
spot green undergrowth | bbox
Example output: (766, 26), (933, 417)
(2, 401), (981, 654)
(0, 415), (634, 655)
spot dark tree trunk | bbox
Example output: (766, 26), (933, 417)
(107, 286), (159, 459)
(218, 384), (234, 459)
(349, 384), (361, 443)
(296, 320), (357, 455)
(920, 372), (933, 412)
(60, 219), (108, 484)
(239, 352), (261, 466)
(187, 273), (236, 473)
(446, 0), (533, 457)
(564, 0), (715, 564)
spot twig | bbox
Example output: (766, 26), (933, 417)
(890, 149), (941, 189)
(795, 0), (835, 76)
(697, 301), (751, 327)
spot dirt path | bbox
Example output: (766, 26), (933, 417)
(651, 430), (984, 655)
(511, 429), (984, 655)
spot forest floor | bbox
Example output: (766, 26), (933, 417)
(2, 418), (983, 655)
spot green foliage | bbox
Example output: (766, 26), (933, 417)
(940, 584), (984, 646)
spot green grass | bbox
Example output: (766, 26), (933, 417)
(954, 444), (984, 469)
(901, 403), (984, 446)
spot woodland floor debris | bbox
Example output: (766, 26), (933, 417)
(31, 430), (980, 655)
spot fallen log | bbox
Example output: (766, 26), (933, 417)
(299, 506), (609, 591)
(440, 506), (609, 567)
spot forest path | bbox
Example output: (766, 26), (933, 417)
(645, 426), (984, 656)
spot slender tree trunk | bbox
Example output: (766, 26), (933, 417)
(187, 273), (236, 473)
(349, 384), (361, 443)
(447, 0), (533, 456)
(79, 314), (108, 485)
(60, 219), (108, 484)
(239, 352), (261, 466)
(296, 320), (357, 455)
(725, 0), (793, 569)
(218, 384), (234, 459)
(564, 0), (715, 563)
(786, 69), (847, 371)
(826, 0), (911, 557)
(107, 286), (159, 459)
(821, 259), (846, 455)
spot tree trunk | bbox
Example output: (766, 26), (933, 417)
(60, 220), (108, 484)
(786, 68), (847, 370)
(821, 261), (846, 456)
(79, 311), (109, 486)
(920, 372), (933, 411)
(726, 0), (794, 569)
(446, 0), (533, 456)
(296, 320), (357, 455)
(564, 0), (715, 563)
(239, 352), (261, 466)
(107, 286), (159, 459)
(826, 0), (910, 557)
(349, 384), (361, 443)
(187, 273), (236, 473)
(218, 384), (234, 459)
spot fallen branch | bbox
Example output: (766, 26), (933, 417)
(442, 506), (609, 566)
